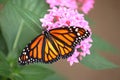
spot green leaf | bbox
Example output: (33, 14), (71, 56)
(0, 51), (11, 77)
(6, 52), (58, 80)
(92, 34), (119, 54)
(7, 51), (18, 68)
(0, 51), (7, 63)
(18, 64), (55, 80)
(81, 50), (118, 70)
(0, 0), (49, 52)
(11, 0), (49, 18)
(0, 28), (8, 54)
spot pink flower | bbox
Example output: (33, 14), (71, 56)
(67, 49), (79, 66)
(77, 0), (95, 14)
(67, 37), (92, 65)
(40, 7), (88, 30)
(77, 37), (93, 60)
(46, 0), (95, 14)
(40, 7), (92, 66)
(46, 0), (77, 9)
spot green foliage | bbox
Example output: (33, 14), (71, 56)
(0, 0), (48, 51)
(0, 30), (8, 54)
(0, 51), (58, 80)
(0, 51), (11, 78)
(81, 34), (119, 69)
(92, 34), (119, 53)
(81, 48), (118, 70)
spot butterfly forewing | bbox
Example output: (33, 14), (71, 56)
(50, 27), (76, 58)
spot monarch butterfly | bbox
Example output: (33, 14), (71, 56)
(18, 26), (90, 65)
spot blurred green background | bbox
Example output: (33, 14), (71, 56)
(0, 0), (120, 80)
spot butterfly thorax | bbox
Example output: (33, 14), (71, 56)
(43, 30), (51, 38)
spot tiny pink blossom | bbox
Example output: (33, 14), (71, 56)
(68, 37), (92, 65)
(40, 7), (88, 30)
(46, 0), (95, 14)
(40, 7), (92, 66)
(67, 49), (79, 66)
(46, 0), (77, 9)
(77, 37), (92, 56)
(77, 0), (95, 14)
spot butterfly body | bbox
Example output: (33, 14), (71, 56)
(18, 26), (90, 65)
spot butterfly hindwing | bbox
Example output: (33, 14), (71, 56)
(18, 34), (44, 65)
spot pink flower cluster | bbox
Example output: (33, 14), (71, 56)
(46, 0), (95, 14)
(67, 37), (92, 65)
(40, 7), (92, 66)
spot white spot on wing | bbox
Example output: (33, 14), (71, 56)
(23, 52), (26, 55)
(26, 56), (28, 59)
(23, 49), (25, 51)
(77, 33), (80, 36)
(75, 28), (78, 32)
(19, 57), (21, 61)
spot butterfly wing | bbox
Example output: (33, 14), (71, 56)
(76, 27), (90, 40)
(18, 34), (45, 65)
(49, 27), (90, 58)
(50, 27), (77, 58)
(18, 26), (90, 65)
(18, 33), (61, 65)
(43, 37), (60, 63)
